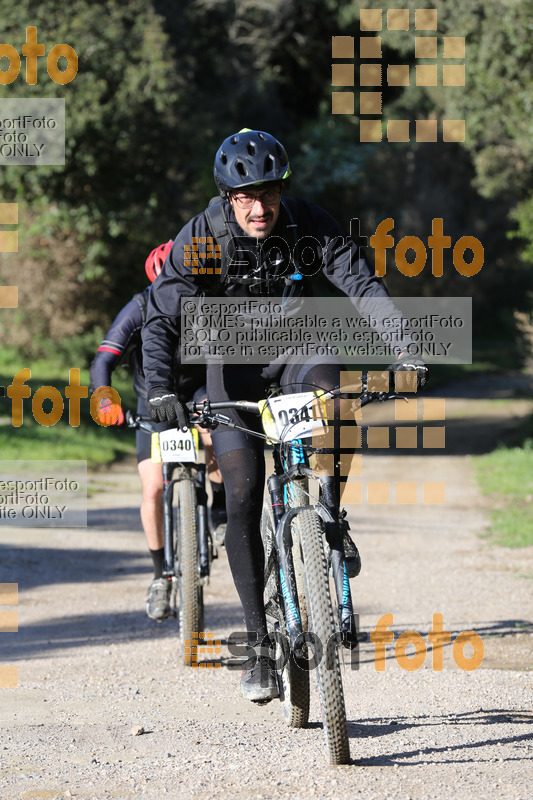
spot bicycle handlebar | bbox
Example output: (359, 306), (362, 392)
(125, 371), (410, 437)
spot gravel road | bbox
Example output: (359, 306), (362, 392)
(1, 377), (532, 799)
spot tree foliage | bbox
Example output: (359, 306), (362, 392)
(0, 0), (532, 359)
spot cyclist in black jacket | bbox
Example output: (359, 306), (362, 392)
(90, 242), (226, 621)
(142, 129), (427, 699)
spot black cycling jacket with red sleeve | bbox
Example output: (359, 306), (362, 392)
(90, 289), (148, 399)
(142, 197), (408, 392)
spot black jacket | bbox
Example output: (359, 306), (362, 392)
(142, 197), (398, 392)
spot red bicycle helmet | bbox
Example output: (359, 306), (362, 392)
(145, 240), (173, 282)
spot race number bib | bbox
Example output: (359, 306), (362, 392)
(258, 391), (328, 443)
(151, 427), (199, 463)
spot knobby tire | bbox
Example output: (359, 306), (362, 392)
(297, 509), (350, 765)
(177, 476), (201, 666)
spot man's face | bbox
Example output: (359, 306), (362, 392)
(228, 183), (282, 239)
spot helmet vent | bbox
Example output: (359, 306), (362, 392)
(236, 160), (247, 177)
(231, 136), (239, 144)
(246, 142), (256, 156)
(258, 132), (266, 140)
(220, 151), (227, 164)
(264, 154), (275, 173)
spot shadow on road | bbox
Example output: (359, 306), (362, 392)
(348, 708), (533, 766)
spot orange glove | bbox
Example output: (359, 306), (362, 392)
(98, 398), (125, 426)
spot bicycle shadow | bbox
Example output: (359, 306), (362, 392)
(87, 506), (144, 532)
(0, 542), (148, 590)
(0, 602), (246, 661)
(346, 708), (533, 766)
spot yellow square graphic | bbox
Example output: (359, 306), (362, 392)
(341, 482), (362, 504)
(387, 65), (410, 86)
(332, 92), (354, 115)
(423, 426), (446, 448)
(311, 453), (334, 476)
(415, 37), (437, 59)
(0, 231), (18, 252)
(340, 370), (362, 392)
(0, 608), (18, 632)
(443, 64), (465, 86)
(332, 36), (354, 58)
(325, 397), (362, 421)
(332, 64), (355, 86)
(367, 427), (390, 448)
(368, 482), (390, 504)
(360, 9), (382, 30)
(415, 9), (437, 30)
(443, 119), (466, 142)
(0, 584), (18, 604)
(0, 287), (18, 308)
(388, 120), (410, 142)
(423, 398), (445, 420)
(360, 120), (382, 142)
(395, 398), (418, 421)
(360, 64), (382, 86)
(339, 426), (362, 448)
(360, 36), (382, 59)
(396, 427), (418, 448)
(394, 371), (418, 392)
(416, 119), (438, 142)
(396, 482), (418, 504)
(416, 64), (438, 86)
(340, 453), (362, 477)
(0, 203), (18, 224)
(368, 370), (389, 391)
(0, 666), (18, 688)
(360, 91), (382, 115)
(312, 426), (334, 449)
(443, 36), (465, 58)
(387, 9), (409, 30)
(423, 482), (445, 504)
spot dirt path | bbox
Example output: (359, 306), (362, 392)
(1, 376), (532, 799)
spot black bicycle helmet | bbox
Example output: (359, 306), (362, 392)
(214, 128), (292, 195)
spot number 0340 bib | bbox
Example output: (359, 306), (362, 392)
(151, 428), (199, 463)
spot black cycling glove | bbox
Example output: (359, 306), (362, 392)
(146, 387), (188, 430)
(388, 352), (429, 390)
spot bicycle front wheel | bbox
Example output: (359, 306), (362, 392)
(296, 510), (350, 765)
(176, 476), (201, 666)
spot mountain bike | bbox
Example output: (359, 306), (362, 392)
(125, 412), (214, 665)
(187, 371), (404, 765)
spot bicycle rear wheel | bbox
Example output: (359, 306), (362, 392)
(296, 509), (350, 765)
(176, 475), (201, 666)
(261, 502), (310, 728)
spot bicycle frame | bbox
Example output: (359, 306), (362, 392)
(124, 412), (212, 587)
(266, 443), (357, 653)
(188, 374), (404, 653)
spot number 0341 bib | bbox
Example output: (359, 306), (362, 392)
(258, 391), (329, 443)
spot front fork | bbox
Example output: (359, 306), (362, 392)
(161, 462), (209, 579)
(266, 454), (358, 651)
(319, 476), (358, 648)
